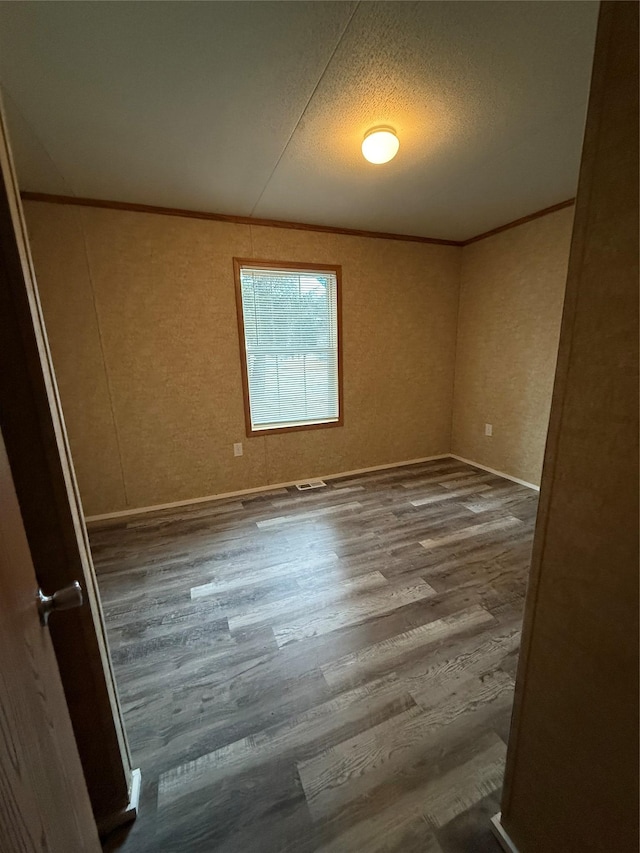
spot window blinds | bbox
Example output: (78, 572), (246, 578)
(239, 266), (340, 431)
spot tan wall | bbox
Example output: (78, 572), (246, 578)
(24, 196), (576, 516)
(452, 206), (574, 486)
(24, 201), (461, 515)
(501, 2), (639, 851)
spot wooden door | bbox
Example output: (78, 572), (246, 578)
(0, 426), (101, 852)
(0, 96), (133, 828)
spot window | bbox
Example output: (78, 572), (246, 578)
(234, 259), (343, 436)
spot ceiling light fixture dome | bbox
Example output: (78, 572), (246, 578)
(361, 126), (399, 164)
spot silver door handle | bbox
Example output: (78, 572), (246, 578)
(37, 581), (83, 626)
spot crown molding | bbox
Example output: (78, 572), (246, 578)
(461, 198), (575, 246)
(20, 191), (575, 247)
(19, 192), (460, 247)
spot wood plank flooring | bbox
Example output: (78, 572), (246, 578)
(94, 458), (537, 853)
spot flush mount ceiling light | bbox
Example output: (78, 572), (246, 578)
(361, 126), (399, 164)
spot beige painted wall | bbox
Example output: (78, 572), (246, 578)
(24, 196), (576, 516)
(501, 2), (639, 851)
(452, 206), (574, 486)
(25, 202), (461, 515)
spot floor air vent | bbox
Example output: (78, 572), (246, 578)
(295, 480), (327, 491)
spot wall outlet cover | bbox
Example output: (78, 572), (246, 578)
(485, 423), (493, 436)
(233, 442), (243, 456)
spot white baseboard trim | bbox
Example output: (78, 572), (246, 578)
(85, 454), (451, 524)
(97, 767), (141, 838)
(449, 454), (540, 492)
(490, 813), (520, 853)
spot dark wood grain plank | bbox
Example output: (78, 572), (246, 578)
(93, 458), (535, 852)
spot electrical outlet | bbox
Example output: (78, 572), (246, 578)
(485, 423), (493, 437)
(233, 442), (243, 457)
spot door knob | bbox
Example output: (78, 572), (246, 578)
(37, 581), (83, 626)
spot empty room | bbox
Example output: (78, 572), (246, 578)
(0, 2), (637, 853)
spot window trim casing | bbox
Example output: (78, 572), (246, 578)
(233, 257), (344, 438)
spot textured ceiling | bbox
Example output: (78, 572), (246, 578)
(0, 1), (598, 240)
